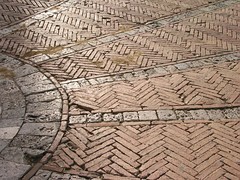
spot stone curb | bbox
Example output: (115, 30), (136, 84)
(68, 106), (240, 124)
(68, 118), (240, 128)
(60, 52), (240, 89)
(5, 56), (70, 180)
(0, 53), (65, 179)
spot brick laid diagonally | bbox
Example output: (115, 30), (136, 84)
(44, 121), (240, 179)
(0, 0), (232, 59)
(68, 61), (240, 112)
(35, 2), (240, 80)
(0, 0), (63, 28)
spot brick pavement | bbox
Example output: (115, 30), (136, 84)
(0, 0), (240, 179)
(34, 1), (240, 81)
(43, 120), (240, 180)
(0, 0), (64, 28)
(67, 60), (240, 113)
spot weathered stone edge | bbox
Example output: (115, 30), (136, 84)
(18, 58), (69, 180)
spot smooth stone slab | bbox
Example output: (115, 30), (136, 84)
(24, 111), (61, 123)
(11, 135), (54, 150)
(19, 122), (60, 136)
(26, 99), (62, 112)
(0, 127), (19, 139)
(13, 64), (38, 77)
(0, 118), (23, 128)
(0, 139), (10, 152)
(0, 147), (45, 164)
(0, 160), (30, 180)
(1, 107), (25, 119)
(26, 90), (60, 103)
(157, 110), (177, 121)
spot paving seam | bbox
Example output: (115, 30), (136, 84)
(67, 118), (240, 127)
(38, 118), (240, 179)
(14, 54), (70, 179)
(58, 51), (240, 87)
(0, 0), (231, 36)
(67, 106), (240, 124)
(9, 0), (238, 62)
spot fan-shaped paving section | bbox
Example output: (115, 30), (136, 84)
(33, 52), (240, 180)
(33, 51), (240, 180)
(0, 54), (62, 179)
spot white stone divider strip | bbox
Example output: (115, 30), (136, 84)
(68, 106), (240, 124)
(25, 0), (240, 63)
(60, 52), (240, 89)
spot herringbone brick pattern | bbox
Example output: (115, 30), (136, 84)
(2, 0), (240, 179)
(36, 3), (240, 80)
(0, 0), (63, 28)
(0, 0), (227, 58)
(68, 61), (240, 112)
(45, 121), (240, 179)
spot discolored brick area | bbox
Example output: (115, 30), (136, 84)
(40, 8), (240, 81)
(0, 0), (230, 58)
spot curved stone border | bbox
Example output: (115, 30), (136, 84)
(18, 59), (69, 179)
(0, 55), (29, 179)
(0, 53), (66, 179)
